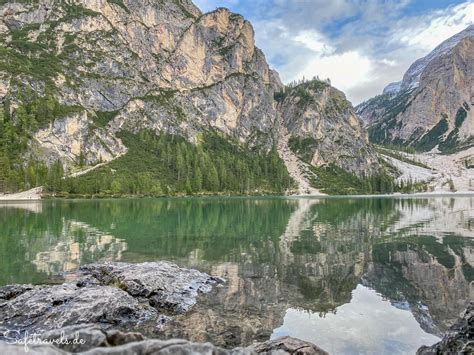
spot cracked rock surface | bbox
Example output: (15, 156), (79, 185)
(0, 325), (328, 354)
(417, 301), (473, 355)
(0, 262), (221, 336)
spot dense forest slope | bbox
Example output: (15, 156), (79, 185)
(0, 0), (382, 196)
(357, 26), (473, 154)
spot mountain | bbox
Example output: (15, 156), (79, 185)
(0, 0), (380, 196)
(382, 82), (402, 95)
(357, 26), (474, 153)
(278, 80), (378, 174)
(399, 25), (474, 93)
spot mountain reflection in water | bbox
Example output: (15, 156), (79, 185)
(0, 196), (472, 353)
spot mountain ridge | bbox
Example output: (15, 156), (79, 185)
(357, 26), (473, 154)
(0, 0), (383, 196)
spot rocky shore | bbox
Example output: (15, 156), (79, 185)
(0, 187), (43, 201)
(0, 262), (223, 336)
(0, 261), (471, 354)
(0, 261), (328, 354)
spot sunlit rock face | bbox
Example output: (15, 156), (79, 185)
(357, 26), (474, 152)
(0, 0), (282, 166)
(0, 0), (376, 178)
(279, 81), (379, 174)
(33, 112), (127, 168)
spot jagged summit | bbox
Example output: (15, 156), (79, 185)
(390, 25), (474, 94)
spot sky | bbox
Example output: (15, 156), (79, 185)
(194, 0), (473, 104)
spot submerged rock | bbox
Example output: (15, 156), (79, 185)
(0, 262), (221, 336)
(417, 302), (473, 354)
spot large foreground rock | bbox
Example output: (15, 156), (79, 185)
(79, 261), (220, 314)
(0, 282), (158, 335)
(0, 262), (221, 336)
(0, 329), (328, 354)
(417, 301), (473, 354)
(0, 261), (329, 354)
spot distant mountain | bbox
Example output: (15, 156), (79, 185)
(382, 82), (401, 95)
(357, 26), (473, 153)
(399, 25), (474, 92)
(279, 80), (378, 174)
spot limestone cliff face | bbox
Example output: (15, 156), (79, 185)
(0, 0), (374, 180)
(0, 1), (282, 167)
(279, 80), (379, 174)
(358, 26), (473, 153)
(33, 111), (127, 168)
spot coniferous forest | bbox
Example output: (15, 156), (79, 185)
(56, 131), (293, 197)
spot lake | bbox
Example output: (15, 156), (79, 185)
(1, 196), (473, 354)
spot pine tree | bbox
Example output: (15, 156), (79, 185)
(176, 145), (185, 182)
(110, 179), (122, 194)
(47, 159), (64, 194)
(185, 178), (192, 194)
(208, 163), (219, 191)
(0, 154), (10, 192)
(78, 152), (86, 167)
(193, 167), (203, 192)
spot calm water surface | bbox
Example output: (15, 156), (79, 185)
(1, 196), (473, 354)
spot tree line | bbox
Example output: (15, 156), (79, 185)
(58, 131), (293, 197)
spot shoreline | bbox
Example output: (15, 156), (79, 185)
(0, 187), (43, 201)
(1, 189), (474, 202)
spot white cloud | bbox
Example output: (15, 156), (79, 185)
(296, 50), (374, 92)
(272, 285), (440, 354)
(397, 2), (473, 51)
(285, 29), (375, 93)
(293, 30), (335, 55)
(195, 1), (473, 105)
(380, 59), (397, 67)
(254, 1), (473, 104)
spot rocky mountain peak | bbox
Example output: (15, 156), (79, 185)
(279, 79), (379, 175)
(399, 24), (474, 92)
(382, 81), (401, 95)
(357, 26), (473, 154)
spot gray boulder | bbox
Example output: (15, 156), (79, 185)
(0, 262), (221, 336)
(79, 261), (223, 314)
